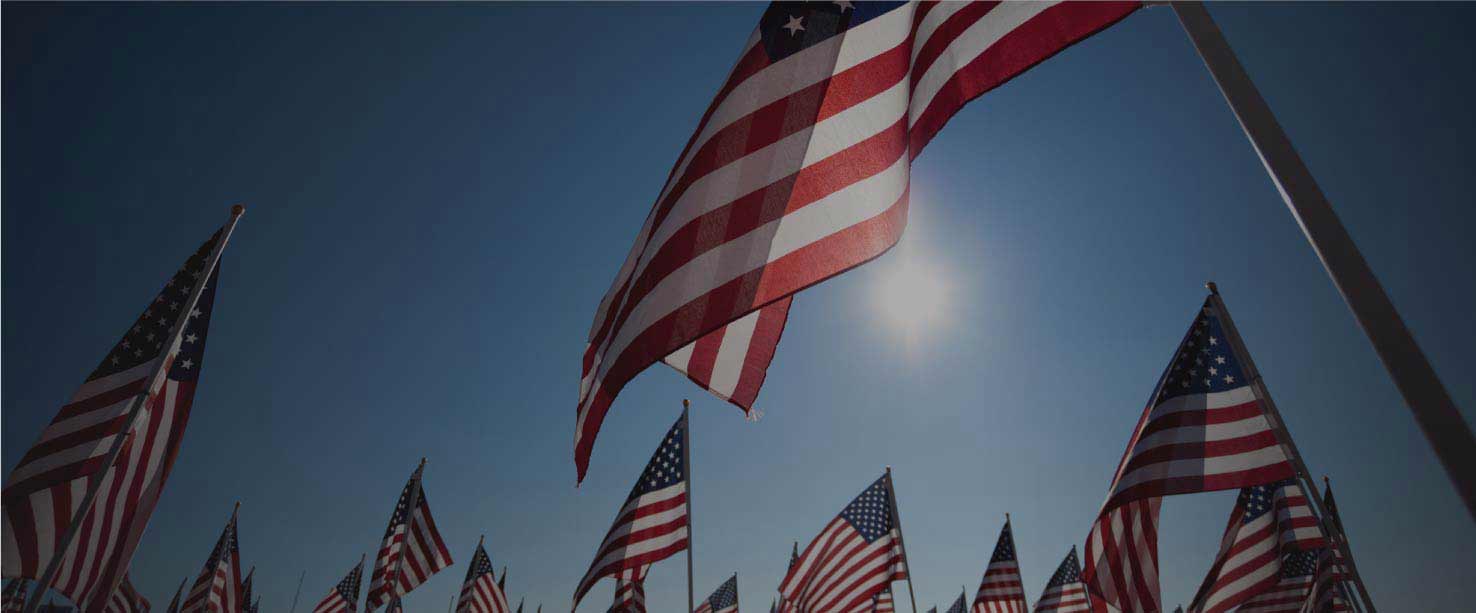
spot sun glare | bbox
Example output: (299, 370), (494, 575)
(874, 249), (953, 340)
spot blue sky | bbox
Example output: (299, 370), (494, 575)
(4, 2), (1473, 611)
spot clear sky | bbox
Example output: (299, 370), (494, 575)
(4, 2), (1474, 612)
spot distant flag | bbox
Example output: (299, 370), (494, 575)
(498, 569), (506, 593)
(312, 558), (365, 613)
(1299, 549), (1350, 613)
(927, 608), (936, 613)
(973, 518), (1028, 613)
(1319, 481), (1343, 538)
(871, 588), (895, 613)
(238, 569), (255, 613)
(1187, 481), (1324, 613)
(607, 566), (648, 613)
(248, 599), (258, 613)
(454, 539), (511, 613)
(1173, 608), (1182, 613)
(366, 461), (454, 610)
(1084, 296), (1297, 613)
(777, 542), (799, 612)
(779, 473), (908, 613)
(1236, 551), (1318, 613)
(573, 411), (689, 609)
(946, 592), (968, 613)
(770, 599), (776, 613)
(1033, 548), (1089, 613)
(694, 575), (738, 613)
(4, 580), (30, 613)
(384, 601), (402, 613)
(102, 576), (150, 613)
(164, 578), (188, 613)
(514, 598), (523, 613)
(181, 506), (243, 613)
(2, 220), (236, 612)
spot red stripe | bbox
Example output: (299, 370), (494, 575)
(51, 380), (146, 424)
(910, 2), (999, 91)
(1138, 399), (1268, 437)
(1117, 429), (1284, 476)
(684, 327), (726, 388)
(574, 538), (689, 607)
(726, 296), (792, 408)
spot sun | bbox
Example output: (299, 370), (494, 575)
(874, 248), (953, 340)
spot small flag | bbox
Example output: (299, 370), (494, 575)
(181, 506), (243, 613)
(972, 519), (1027, 613)
(366, 462), (454, 609)
(606, 566), (647, 613)
(102, 575), (150, 613)
(779, 474), (908, 613)
(238, 569), (255, 613)
(312, 558), (365, 613)
(1236, 551), (1318, 613)
(1188, 481), (1323, 613)
(163, 578), (188, 613)
(454, 540), (511, 613)
(694, 575), (738, 613)
(3, 580), (30, 613)
(946, 592), (968, 613)
(1032, 548), (1089, 613)
(1300, 549), (1350, 613)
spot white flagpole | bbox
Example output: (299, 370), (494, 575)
(1168, 0), (1475, 520)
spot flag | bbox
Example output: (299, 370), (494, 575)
(1235, 550), (1317, 613)
(574, 0), (1144, 481)
(777, 542), (799, 612)
(663, 297), (792, 417)
(1187, 481), (1324, 613)
(606, 566), (648, 613)
(515, 598), (523, 613)
(1083, 296), (1297, 613)
(1298, 550), (1348, 613)
(973, 519), (1027, 613)
(3, 580), (29, 613)
(238, 570), (254, 613)
(1034, 548), (1089, 613)
(366, 463), (454, 610)
(573, 411), (689, 609)
(455, 540), (511, 613)
(695, 575), (739, 613)
(946, 592), (968, 613)
(181, 507), (243, 613)
(498, 569), (506, 593)
(779, 473), (908, 613)
(163, 578), (188, 613)
(2, 227), (230, 611)
(871, 588), (895, 613)
(312, 558), (365, 613)
(101, 575), (150, 613)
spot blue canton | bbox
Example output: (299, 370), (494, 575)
(1237, 483), (1278, 524)
(630, 413), (686, 498)
(1046, 550), (1082, 588)
(708, 575), (739, 609)
(990, 524), (1017, 563)
(758, 1), (907, 62)
(1156, 299), (1250, 404)
(91, 231), (221, 382)
(1280, 550), (1319, 578)
(839, 475), (894, 543)
(466, 544), (494, 582)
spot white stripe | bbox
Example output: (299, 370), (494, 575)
(909, 2), (1056, 128)
(910, 0), (970, 65)
(1146, 386), (1258, 419)
(781, 519), (848, 597)
(585, 524), (688, 579)
(1112, 445), (1291, 494)
(708, 307), (761, 397)
(663, 342), (694, 373)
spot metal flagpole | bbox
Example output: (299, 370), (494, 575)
(683, 399), (695, 613)
(884, 467), (919, 613)
(23, 205), (246, 613)
(288, 570), (306, 613)
(387, 457), (428, 612)
(1206, 284), (1376, 612)
(1169, 0), (1476, 520)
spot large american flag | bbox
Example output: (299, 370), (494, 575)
(2, 228), (230, 613)
(973, 519), (1027, 613)
(1298, 550), (1349, 613)
(573, 411), (688, 610)
(366, 463), (453, 610)
(181, 507), (242, 613)
(312, 559), (365, 613)
(1234, 551), (1317, 613)
(100, 575), (149, 613)
(695, 575), (739, 613)
(778, 473), (908, 613)
(574, 0), (1142, 480)
(606, 566), (647, 613)
(455, 541), (511, 613)
(1083, 296), (1296, 613)
(1187, 481), (1324, 613)
(1034, 548), (1089, 613)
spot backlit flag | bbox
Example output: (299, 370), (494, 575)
(777, 543), (799, 613)
(695, 575), (739, 613)
(238, 570), (254, 613)
(574, 412), (688, 610)
(779, 474), (908, 613)
(181, 507), (242, 613)
(455, 541), (511, 613)
(871, 588), (895, 613)
(101, 575), (149, 613)
(575, 0), (1144, 480)
(607, 566), (648, 613)
(1187, 481), (1324, 613)
(973, 519), (1027, 613)
(1298, 550), (1349, 613)
(1235, 551), (1317, 613)
(1034, 548), (1089, 613)
(366, 463), (454, 610)
(946, 592), (968, 613)
(663, 297), (792, 418)
(312, 559), (365, 613)
(163, 578), (188, 613)
(2, 227), (230, 612)
(3, 580), (29, 613)
(1084, 296), (1296, 613)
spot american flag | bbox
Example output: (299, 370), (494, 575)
(573, 411), (688, 609)
(101, 575), (149, 613)
(1084, 296), (1296, 613)
(312, 559), (365, 613)
(1034, 548), (1089, 613)
(163, 578), (188, 613)
(574, 0), (1142, 481)
(238, 570), (254, 613)
(664, 297), (792, 418)
(777, 543), (799, 613)
(181, 507), (243, 613)
(946, 592), (967, 613)
(695, 575), (739, 613)
(606, 566), (647, 613)
(1187, 481), (1324, 613)
(366, 463), (454, 610)
(3, 580), (29, 613)
(1298, 550), (1349, 613)
(498, 569), (507, 592)
(2, 227), (231, 612)
(973, 519), (1027, 613)
(1235, 551), (1317, 613)
(871, 588), (895, 613)
(778, 473), (908, 613)
(455, 540), (511, 613)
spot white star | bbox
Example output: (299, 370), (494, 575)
(180, 358), (194, 370)
(111, 356), (121, 365)
(1209, 367), (1218, 376)
(1208, 337), (1218, 345)
(1224, 375), (1235, 384)
(1216, 356), (1226, 364)
(169, 302), (179, 311)
(191, 308), (202, 318)
(185, 333), (199, 344)
(782, 15), (805, 35)
(146, 332), (156, 341)
(833, 0), (854, 10)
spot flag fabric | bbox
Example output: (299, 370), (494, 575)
(3, 580), (29, 613)
(181, 508), (243, 613)
(1034, 548), (1089, 613)
(573, 0), (1144, 481)
(695, 575), (739, 613)
(2, 229), (228, 612)
(1298, 550), (1349, 613)
(777, 543), (799, 612)
(1187, 481), (1324, 613)
(871, 588), (895, 613)
(607, 566), (648, 613)
(164, 578), (188, 613)
(946, 593), (968, 613)
(1235, 551), (1317, 613)
(102, 575), (150, 613)
(237, 570), (254, 613)
(973, 519), (1027, 613)
(366, 463), (454, 610)
(515, 598), (523, 613)
(778, 473), (908, 613)
(384, 601), (402, 613)
(1083, 296), (1297, 613)
(498, 569), (507, 593)
(312, 559), (365, 613)
(455, 541), (511, 613)
(573, 412), (689, 609)
(663, 297), (792, 417)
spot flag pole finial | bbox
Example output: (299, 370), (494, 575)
(419, 457), (427, 468)
(231, 204), (246, 217)
(234, 500), (241, 511)
(683, 398), (690, 409)
(1005, 512), (1010, 523)
(478, 534), (485, 546)
(1323, 475), (1331, 486)
(1205, 281), (1219, 295)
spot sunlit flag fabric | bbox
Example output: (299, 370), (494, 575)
(2, 230), (227, 612)
(181, 508), (242, 613)
(779, 473), (908, 613)
(101, 575), (149, 613)
(1298, 550), (1349, 613)
(1187, 481), (1324, 613)
(1084, 297), (1296, 613)
(1034, 548), (1089, 613)
(973, 519), (1027, 613)
(455, 541), (511, 613)
(871, 588), (895, 613)
(574, 411), (688, 609)
(3, 580), (29, 613)
(312, 559), (365, 613)
(946, 593), (968, 613)
(663, 297), (792, 418)
(695, 575), (739, 613)
(574, 0), (1144, 480)
(366, 464), (453, 610)
(606, 566), (648, 613)
(1234, 551), (1317, 613)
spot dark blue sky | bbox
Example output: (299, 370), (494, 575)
(5, 2), (1473, 611)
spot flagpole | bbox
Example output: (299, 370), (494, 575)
(1206, 284), (1376, 612)
(22, 205), (246, 613)
(884, 467), (919, 613)
(286, 570), (306, 613)
(683, 399), (695, 613)
(1169, 0), (1476, 520)
(387, 457), (428, 612)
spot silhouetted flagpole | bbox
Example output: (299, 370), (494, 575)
(884, 467), (919, 613)
(287, 570), (306, 613)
